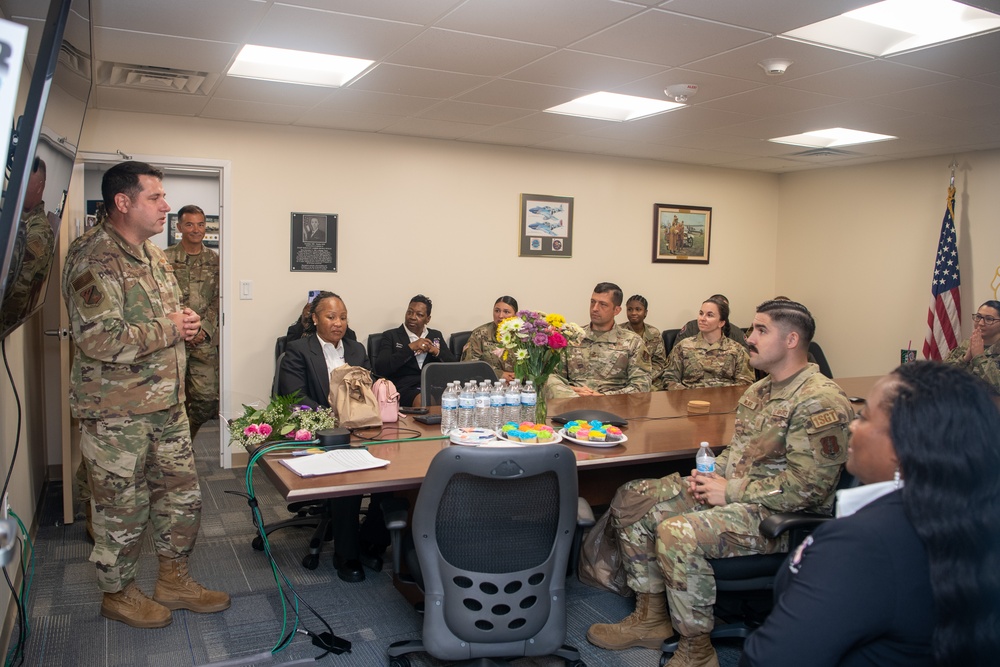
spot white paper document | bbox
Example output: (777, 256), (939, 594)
(279, 448), (390, 478)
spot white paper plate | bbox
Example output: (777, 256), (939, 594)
(557, 428), (628, 448)
(449, 428), (498, 446)
(496, 431), (563, 445)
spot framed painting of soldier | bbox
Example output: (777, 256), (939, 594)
(652, 203), (712, 264)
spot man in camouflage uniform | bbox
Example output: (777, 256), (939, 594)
(164, 204), (219, 439)
(587, 300), (852, 667)
(62, 161), (229, 629)
(545, 282), (651, 399)
(0, 157), (55, 332)
(945, 300), (1000, 393)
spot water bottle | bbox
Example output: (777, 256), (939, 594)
(440, 383), (458, 435)
(696, 442), (716, 474)
(490, 380), (505, 432)
(505, 379), (521, 424)
(458, 381), (476, 429)
(475, 380), (491, 428)
(520, 380), (537, 424)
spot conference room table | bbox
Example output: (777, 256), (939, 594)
(253, 376), (879, 507)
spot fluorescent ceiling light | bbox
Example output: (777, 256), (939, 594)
(783, 0), (1000, 56)
(768, 127), (897, 148)
(227, 45), (373, 87)
(545, 92), (684, 122)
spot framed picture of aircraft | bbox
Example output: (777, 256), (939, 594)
(519, 193), (573, 257)
(652, 203), (712, 264)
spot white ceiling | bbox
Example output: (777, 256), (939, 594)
(5, 0), (1000, 172)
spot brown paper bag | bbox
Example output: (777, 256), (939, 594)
(328, 365), (382, 429)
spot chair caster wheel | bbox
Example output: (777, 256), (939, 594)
(659, 654), (669, 667)
(302, 554), (319, 569)
(251, 536), (264, 551)
(388, 657), (411, 667)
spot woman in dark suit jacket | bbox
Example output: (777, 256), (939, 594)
(277, 291), (386, 582)
(374, 294), (456, 407)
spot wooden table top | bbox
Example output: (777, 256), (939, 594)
(253, 376), (880, 502)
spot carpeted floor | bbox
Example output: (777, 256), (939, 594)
(13, 421), (743, 666)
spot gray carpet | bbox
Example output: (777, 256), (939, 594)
(14, 421), (743, 666)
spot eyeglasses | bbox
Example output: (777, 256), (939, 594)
(972, 314), (1000, 325)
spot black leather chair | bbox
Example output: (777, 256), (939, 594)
(448, 330), (473, 358)
(659, 471), (855, 663)
(274, 335), (288, 361)
(419, 360), (497, 407)
(367, 332), (381, 362)
(662, 328), (680, 357)
(809, 341), (834, 378)
(385, 444), (585, 667)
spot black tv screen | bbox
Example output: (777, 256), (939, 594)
(0, 0), (91, 339)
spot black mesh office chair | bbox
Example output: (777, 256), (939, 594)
(808, 341), (834, 378)
(448, 330), (473, 358)
(662, 328), (680, 357)
(420, 360), (497, 407)
(659, 470), (855, 664)
(386, 444), (585, 667)
(367, 332), (381, 362)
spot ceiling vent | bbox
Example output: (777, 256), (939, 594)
(102, 63), (208, 94)
(790, 147), (858, 158)
(58, 42), (91, 78)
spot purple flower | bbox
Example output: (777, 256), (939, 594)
(533, 332), (549, 346)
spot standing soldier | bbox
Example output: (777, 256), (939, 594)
(62, 161), (229, 628)
(586, 300), (852, 667)
(165, 204), (220, 439)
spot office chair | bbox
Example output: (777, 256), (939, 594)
(367, 332), (381, 362)
(662, 328), (680, 357)
(386, 444), (586, 667)
(659, 470), (856, 663)
(809, 341), (834, 378)
(274, 335), (288, 361)
(448, 330), (472, 358)
(419, 360), (497, 407)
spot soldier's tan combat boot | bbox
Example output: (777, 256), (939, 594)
(153, 555), (231, 613)
(664, 634), (720, 667)
(101, 581), (172, 628)
(586, 592), (673, 650)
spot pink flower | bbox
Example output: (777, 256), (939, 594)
(258, 423), (273, 437)
(244, 424), (260, 436)
(533, 332), (549, 346)
(294, 429), (312, 441)
(548, 331), (567, 349)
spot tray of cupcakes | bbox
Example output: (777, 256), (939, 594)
(557, 420), (627, 447)
(497, 421), (563, 444)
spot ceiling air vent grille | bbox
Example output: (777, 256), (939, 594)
(58, 42), (91, 78)
(790, 147), (858, 158)
(105, 64), (207, 94)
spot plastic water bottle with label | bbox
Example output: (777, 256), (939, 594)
(458, 381), (476, 429)
(475, 380), (491, 428)
(490, 380), (505, 431)
(696, 441), (716, 474)
(520, 379), (537, 424)
(504, 379), (521, 424)
(440, 382), (458, 434)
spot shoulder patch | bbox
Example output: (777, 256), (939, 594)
(820, 435), (841, 459)
(72, 269), (104, 307)
(809, 409), (839, 430)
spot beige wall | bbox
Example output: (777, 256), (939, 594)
(79, 110), (782, 408)
(776, 149), (1000, 378)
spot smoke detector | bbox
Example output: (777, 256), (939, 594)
(758, 59), (793, 76)
(664, 83), (698, 103)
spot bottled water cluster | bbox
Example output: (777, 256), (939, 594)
(440, 378), (539, 435)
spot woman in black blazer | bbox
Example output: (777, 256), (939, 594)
(276, 291), (386, 583)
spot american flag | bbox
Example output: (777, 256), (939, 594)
(922, 186), (961, 360)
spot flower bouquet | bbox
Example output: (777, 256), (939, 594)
(226, 392), (337, 450)
(496, 310), (585, 423)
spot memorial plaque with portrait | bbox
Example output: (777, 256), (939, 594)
(290, 212), (337, 272)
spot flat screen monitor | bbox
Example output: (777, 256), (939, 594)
(0, 0), (91, 339)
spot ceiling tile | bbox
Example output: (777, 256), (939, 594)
(200, 96), (306, 124)
(284, 0), (461, 25)
(888, 30), (1000, 78)
(503, 111), (616, 134)
(211, 76), (336, 106)
(685, 36), (868, 83)
(869, 79), (1000, 125)
(572, 9), (767, 67)
(661, 0), (873, 34)
(416, 100), (534, 125)
(613, 69), (765, 103)
(94, 0), (267, 44)
(379, 116), (488, 139)
(782, 60), (955, 99)
(701, 86), (844, 117)
(348, 64), (490, 98)
(455, 79), (587, 110)
(507, 50), (666, 90)
(460, 126), (568, 147)
(94, 28), (240, 71)
(385, 29), (553, 76)
(581, 106), (756, 141)
(92, 86), (210, 115)
(292, 109), (406, 132)
(306, 88), (440, 116)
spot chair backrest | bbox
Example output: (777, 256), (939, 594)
(367, 332), (382, 362)
(412, 444), (578, 661)
(274, 335), (288, 360)
(662, 328), (680, 357)
(809, 341), (834, 378)
(272, 352), (286, 399)
(448, 330), (472, 358)
(420, 360), (497, 407)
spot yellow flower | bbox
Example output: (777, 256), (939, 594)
(545, 313), (566, 328)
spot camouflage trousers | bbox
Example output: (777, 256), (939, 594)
(612, 474), (782, 637)
(79, 404), (202, 593)
(185, 343), (219, 438)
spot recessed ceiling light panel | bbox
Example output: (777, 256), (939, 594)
(227, 45), (373, 88)
(545, 92), (684, 122)
(769, 127), (897, 148)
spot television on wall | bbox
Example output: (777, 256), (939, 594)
(0, 0), (91, 340)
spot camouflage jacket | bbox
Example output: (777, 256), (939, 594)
(164, 243), (220, 353)
(618, 322), (668, 390)
(714, 364), (852, 515)
(945, 339), (1000, 393)
(676, 319), (748, 348)
(0, 203), (55, 331)
(549, 325), (651, 396)
(461, 321), (512, 375)
(62, 223), (186, 418)
(662, 332), (754, 390)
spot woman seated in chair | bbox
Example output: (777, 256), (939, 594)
(661, 296), (754, 390)
(278, 291), (388, 583)
(741, 362), (1000, 667)
(461, 295), (518, 381)
(618, 294), (668, 390)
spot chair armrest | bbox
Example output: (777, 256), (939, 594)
(760, 512), (833, 539)
(577, 497), (595, 528)
(381, 497), (410, 532)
